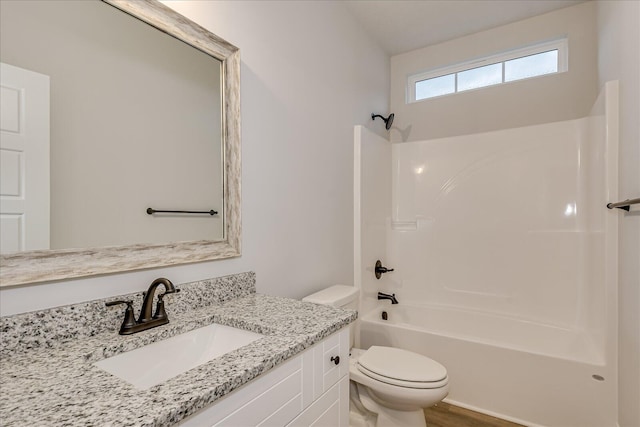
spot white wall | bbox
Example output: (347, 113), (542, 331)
(390, 1), (597, 142)
(597, 2), (640, 426)
(0, 1), (389, 315)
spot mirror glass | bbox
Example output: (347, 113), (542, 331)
(0, 0), (241, 287)
(1, 0), (223, 252)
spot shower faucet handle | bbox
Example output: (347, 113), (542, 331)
(375, 260), (394, 279)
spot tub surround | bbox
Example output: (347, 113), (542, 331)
(0, 272), (357, 426)
(354, 81), (619, 426)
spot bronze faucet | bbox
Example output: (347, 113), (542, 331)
(377, 291), (399, 304)
(106, 278), (180, 335)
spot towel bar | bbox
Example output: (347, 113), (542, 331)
(146, 208), (218, 215)
(606, 198), (640, 211)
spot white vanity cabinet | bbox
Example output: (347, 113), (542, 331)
(178, 327), (350, 427)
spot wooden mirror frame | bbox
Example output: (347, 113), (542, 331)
(0, 0), (241, 287)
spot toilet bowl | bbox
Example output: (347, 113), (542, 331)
(303, 285), (449, 427)
(349, 347), (448, 427)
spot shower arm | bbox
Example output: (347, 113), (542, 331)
(371, 113), (394, 130)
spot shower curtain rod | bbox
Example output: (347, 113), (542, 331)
(606, 197), (640, 211)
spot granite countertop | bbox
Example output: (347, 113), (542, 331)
(0, 293), (356, 427)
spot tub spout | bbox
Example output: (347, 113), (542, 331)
(378, 292), (398, 304)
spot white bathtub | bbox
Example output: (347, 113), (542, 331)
(359, 304), (616, 427)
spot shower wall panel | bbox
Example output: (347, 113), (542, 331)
(389, 118), (607, 335)
(353, 126), (391, 337)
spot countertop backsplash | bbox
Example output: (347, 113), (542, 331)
(0, 271), (256, 356)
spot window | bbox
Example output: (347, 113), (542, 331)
(408, 38), (568, 103)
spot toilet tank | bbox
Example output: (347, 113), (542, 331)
(302, 285), (359, 310)
(303, 285), (359, 349)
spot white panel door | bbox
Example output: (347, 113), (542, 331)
(0, 62), (50, 253)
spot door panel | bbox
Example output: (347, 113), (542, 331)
(0, 62), (50, 253)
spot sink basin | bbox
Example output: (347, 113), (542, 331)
(94, 323), (263, 390)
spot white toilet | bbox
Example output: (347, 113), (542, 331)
(303, 285), (449, 427)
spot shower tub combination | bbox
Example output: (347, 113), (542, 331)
(359, 303), (613, 427)
(354, 83), (619, 427)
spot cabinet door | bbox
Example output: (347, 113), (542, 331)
(287, 376), (349, 427)
(177, 327), (350, 427)
(215, 369), (303, 427)
(178, 355), (303, 427)
(312, 328), (350, 400)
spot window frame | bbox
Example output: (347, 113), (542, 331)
(407, 37), (568, 103)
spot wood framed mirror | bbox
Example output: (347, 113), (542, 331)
(0, 0), (241, 287)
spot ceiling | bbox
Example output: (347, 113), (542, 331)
(343, 0), (587, 56)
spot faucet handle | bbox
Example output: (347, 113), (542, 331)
(159, 288), (180, 298)
(375, 260), (395, 279)
(105, 300), (137, 333)
(106, 299), (134, 309)
(153, 294), (168, 320)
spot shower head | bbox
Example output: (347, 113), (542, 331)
(371, 113), (394, 130)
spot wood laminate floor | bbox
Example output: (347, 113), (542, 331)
(424, 402), (525, 427)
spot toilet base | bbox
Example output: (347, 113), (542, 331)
(355, 382), (427, 427)
(349, 404), (427, 427)
(375, 407), (426, 427)
(349, 381), (377, 427)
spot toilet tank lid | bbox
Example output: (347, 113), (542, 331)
(302, 285), (359, 307)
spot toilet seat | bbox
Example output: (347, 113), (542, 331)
(357, 346), (448, 389)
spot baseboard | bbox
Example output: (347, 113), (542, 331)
(442, 398), (544, 427)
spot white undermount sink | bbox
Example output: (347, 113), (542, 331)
(94, 323), (264, 390)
